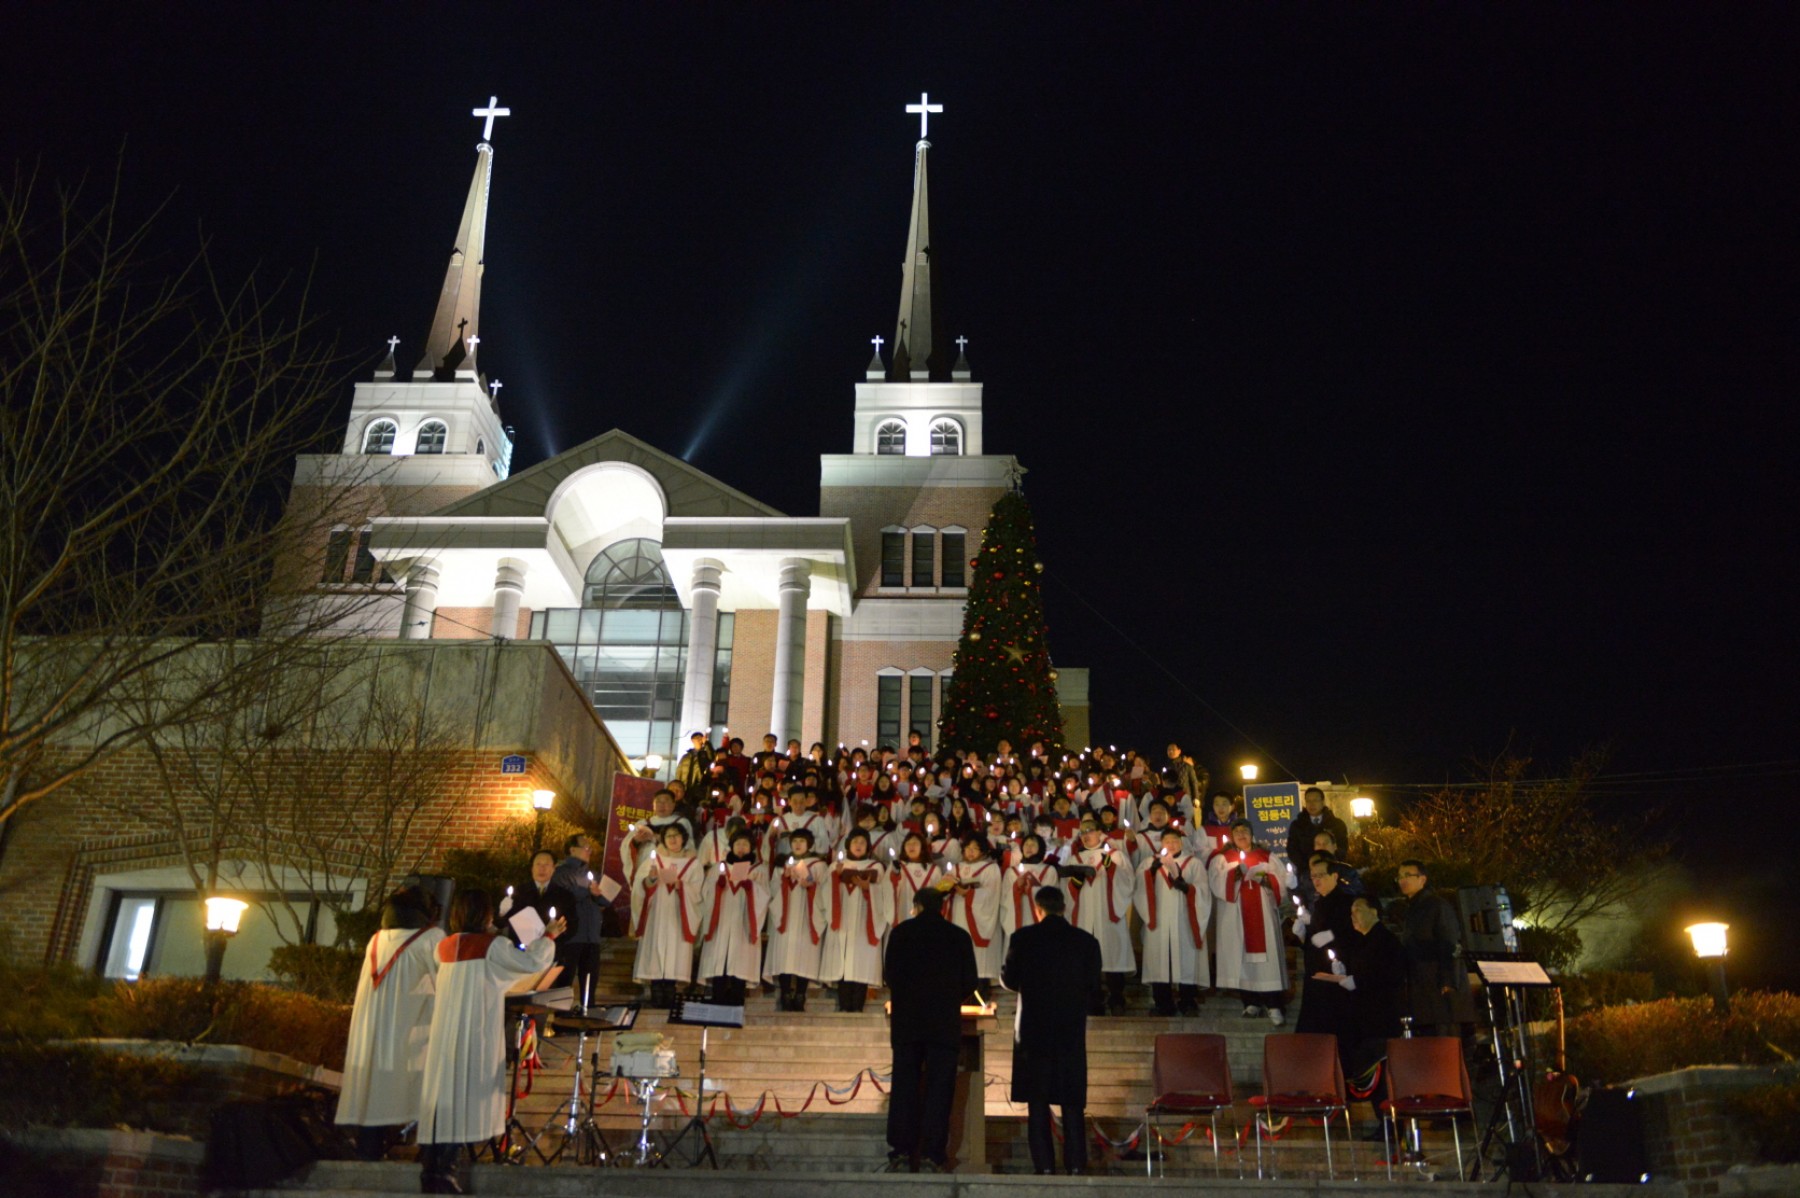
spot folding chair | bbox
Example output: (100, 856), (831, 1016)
(1248, 1032), (1355, 1179)
(1144, 1033), (1238, 1178)
(1380, 1035), (1474, 1179)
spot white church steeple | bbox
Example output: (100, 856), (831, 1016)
(416, 97), (506, 382)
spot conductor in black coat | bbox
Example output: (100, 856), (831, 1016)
(883, 886), (978, 1172)
(1001, 885), (1104, 1175)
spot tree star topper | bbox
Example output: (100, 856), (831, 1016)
(473, 95), (511, 143)
(906, 92), (943, 140)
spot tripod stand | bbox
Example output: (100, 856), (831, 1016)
(658, 998), (742, 1169)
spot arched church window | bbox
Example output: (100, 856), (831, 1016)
(362, 419), (397, 455)
(929, 418), (962, 456)
(476, 438), (485, 456)
(415, 420), (447, 454)
(875, 419), (907, 455)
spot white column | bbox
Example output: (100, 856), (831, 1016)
(769, 558), (811, 745)
(490, 558), (527, 639)
(678, 557), (725, 737)
(399, 561), (441, 639)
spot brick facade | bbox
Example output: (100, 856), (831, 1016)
(1632, 1065), (1793, 1193)
(819, 483), (1003, 596)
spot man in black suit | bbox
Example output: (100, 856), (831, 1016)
(1001, 885), (1103, 1175)
(883, 886), (978, 1173)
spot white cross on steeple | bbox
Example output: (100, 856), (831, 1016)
(473, 95), (511, 143)
(386, 335), (400, 354)
(955, 335), (968, 354)
(490, 379), (503, 401)
(467, 334), (481, 354)
(871, 335), (885, 355)
(906, 92), (943, 140)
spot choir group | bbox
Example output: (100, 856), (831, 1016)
(625, 733), (1293, 1021)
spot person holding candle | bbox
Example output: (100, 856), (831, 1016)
(1002, 834), (1058, 950)
(1210, 819), (1288, 1025)
(1294, 856), (1358, 1040)
(816, 828), (892, 1011)
(551, 834), (609, 1011)
(630, 824), (703, 1009)
(1063, 819), (1136, 1015)
(762, 827), (826, 1010)
(1135, 827), (1211, 1016)
(698, 829), (768, 1007)
(948, 836), (1004, 994)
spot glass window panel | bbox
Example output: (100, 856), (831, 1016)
(102, 897), (161, 981)
(912, 532), (935, 588)
(881, 532), (905, 588)
(546, 610), (579, 642)
(877, 675), (902, 743)
(942, 533), (966, 588)
(909, 676), (934, 751)
(322, 531), (350, 583)
(415, 421), (447, 454)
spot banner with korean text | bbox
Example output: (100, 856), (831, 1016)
(602, 772), (661, 933)
(1243, 781), (1301, 855)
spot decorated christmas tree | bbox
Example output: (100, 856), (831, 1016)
(939, 490), (1064, 753)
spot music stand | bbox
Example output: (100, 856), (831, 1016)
(1468, 953), (1556, 1182)
(660, 999), (744, 1169)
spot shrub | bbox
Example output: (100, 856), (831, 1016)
(0, 1042), (201, 1133)
(269, 942), (362, 1004)
(1565, 990), (1800, 1084)
(99, 977), (351, 1071)
(1728, 1084), (1800, 1163)
(1560, 969), (1657, 1016)
(0, 955), (113, 1042)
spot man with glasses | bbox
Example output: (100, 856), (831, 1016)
(1396, 859), (1464, 1035)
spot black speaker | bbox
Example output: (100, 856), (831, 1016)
(1576, 1085), (1650, 1183)
(1456, 885), (1519, 954)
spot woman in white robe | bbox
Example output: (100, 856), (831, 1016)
(630, 823), (705, 1007)
(1000, 834), (1059, 953)
(947, 837), (1004, 987)
(335, 889), (446, 1157)
(920, 813), (960, 868)
(1065, 823), (1137, 1014)
(1134, 830), (1212, 1016)
(815, 828), (892, 1011)
(697, 831), (769, 1006)
(888, 831), (942, 930)
(762, 827), (827, 1010)
(416, 890), (560, 1192)
(1210, 818), (1289, 1024)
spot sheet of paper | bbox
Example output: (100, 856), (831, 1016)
(508, 906), (546, 945)
(597, 874), (623, 902)
(658, 864), (682, 887)
(728, 861), (751, 884)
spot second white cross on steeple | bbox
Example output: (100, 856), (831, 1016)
(906, 92), (943, 140)
(473, 95), (511, 143)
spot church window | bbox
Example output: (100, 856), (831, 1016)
(351, 529), (389, 584)
(322, 529), (350, 583)
(476, 438), (485, 456)
(362, 419), (397, 454)
(710, 612), (735, 727)
(908, 674), (934, 750)
(941, 532), (966, 588)
(875, 419), (907, 455)
(929, 418), (962, 456)
(877, 675), (903, 744)
(881, 531), (906, 588)
(415, 420), (447, 454)
(911, 530), (935, 588)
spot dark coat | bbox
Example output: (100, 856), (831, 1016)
(884, 910), (978, 1049)
(507, 876), (578, 945)
(1399, 888), (1466, 1026)
(1344, 922), (1407, 1042)
(1285, 807), (1350, 876)
(1295, 885), (1357, 1037)
(1001, 915), (1102, 1105)
(551, 856), (606, 945)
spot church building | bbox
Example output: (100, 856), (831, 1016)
(294, 97), (1090, 767)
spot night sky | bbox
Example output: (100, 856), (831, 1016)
(9, 6), (1797, 982)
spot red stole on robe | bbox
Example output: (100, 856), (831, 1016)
(634, 857), (697, 942)
(777, 865), (820, 945)
(705, 870), (761, 946)
(830, 864), (881, 946)
(1143, 857), (1205, 947)
(957, 861), (994, 948)
(1225, 849), (1274, 954)
(438, 932), (499, 963)
(370, 927), (432, 988)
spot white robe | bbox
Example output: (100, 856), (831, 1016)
(1066, 846), (1137, 973)
(335, 925), (446, 1127)
(630, 852), (704, 982)
(1133, 854), (1212, 986)
(1210, 852), (1289, 993)
(815, 860), (892, 985)
(762, 810), (834, 869)
(417, 931), (555, 1144)
(888, 859), (943, 926)
(947, 860), (1003, 978)
(1000, 861), (1059, 941)
(762, 857), (827, 979)
(697, 866), (770, 983)
(696, 827), (736, 870)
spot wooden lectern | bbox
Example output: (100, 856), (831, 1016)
(948, 1003), (997, 1173)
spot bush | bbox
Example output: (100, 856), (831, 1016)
(1728, 1084), (1800, 1163)
(1565, 990), (1800, 1084)
(0, 955), (113, 1042)
(269, 942), (362, 1004)
(99, 977), (351, 1071)
(1560, 969), (1658, 1016)
(0, 1042), (201, 1133)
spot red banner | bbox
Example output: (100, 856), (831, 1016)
(602, 772), (662, 932)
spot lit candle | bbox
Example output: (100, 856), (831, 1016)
(505, 885), (514, 897)
(548, 906), (557, 920)
(586, 870), (595, 883)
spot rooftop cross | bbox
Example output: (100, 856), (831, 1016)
(955, 335), (968, 354)
(473, 95), (511, 143)
(467, 334), (481, 353)
(490, 379), (503, 401)
(386, 335), (400, 354)
(905, 92), (943, 140)
(871, 334), (885, 355)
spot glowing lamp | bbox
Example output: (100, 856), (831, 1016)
(1239, 764), (1259, 782)
(1350, 795), (1375, 820)
(1686, 922), (1729, 959)
(204, 896), (249, 935)
(643, 753), (665, 772)
(531, 789), (556, 811)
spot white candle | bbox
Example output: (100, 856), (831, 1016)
(548, 906), (557, 920)
(505, 885), (514, 897)
(587, 870), (595, 883)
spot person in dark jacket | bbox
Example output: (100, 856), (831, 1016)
(1286, 788), (1349, 898)
(1001, 885), (1104, 1175)
(1295, 856), (1358, 1041)
(1396, 858), (1466, 1035)
(503, 850), (578, 946)
(882, 886), (978, 1173)
(1338, 896), (1407, 1077)
(551, 833), (609, 1008)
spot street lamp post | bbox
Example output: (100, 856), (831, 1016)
(1239, 763), (1258, 783)
(531, 789), (556, 852)
(202, 896), (249, 986)
(1685, 922), (1731, 1014)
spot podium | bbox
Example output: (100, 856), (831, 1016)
(947, 1005), (996, 1173)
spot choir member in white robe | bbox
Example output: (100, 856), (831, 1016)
(697, 831), (769, 1006)
(1133, 830), (1212, 1016)
(815, 829), (892, 1011)
(1209, 819), (1289, 1024)
(761, 787), (835, 873)
(624, 789), (695, 879)
(1064, 822), (1137, 1014)
(919, 813), (960, 867)
(947, 837), (1004, 988)
(1000, 835), (1059, 952)
(630, 824), (705, 1007)
(335, 887), (445, 1159)
(763, 828), (827, 1010)
(417, 890), (561, 1193)
(888, 832), (943, 929)
(697, 817), (746, 870)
